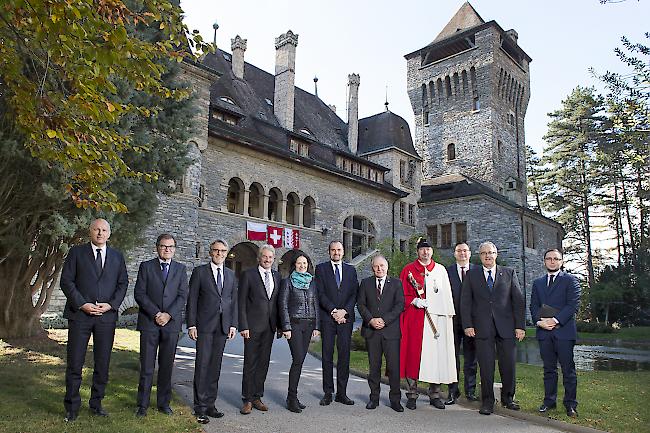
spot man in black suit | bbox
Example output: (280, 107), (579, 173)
(461, 241), (525, 415)
(60, 218), (128, 422)
(238, 244), (281, 415)
(530, 249), (580, 418)
(445, 242), (478, 404)
(134, 234), (188, 417)
(186, 239), (238, 424)
(316, 240), (359, 406)
(357, 255), (404, 412)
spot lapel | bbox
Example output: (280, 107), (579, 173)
(205, 264), (221, 296)
(325, 262), (338, 289)
(256, 267), (273, 299)
(84, 243), (101, 279)
(475, 267), (490, 295)
(379, 277), (391, 304)
(100, 245), (112, 279)
(151, 259), (165, 287)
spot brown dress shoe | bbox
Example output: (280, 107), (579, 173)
(240, 402), (252, 415)
(252, 400), (268, 411)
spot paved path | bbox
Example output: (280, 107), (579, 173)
(172, 334), (565, 433)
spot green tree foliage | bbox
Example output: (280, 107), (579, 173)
(525, 145), (544, 214)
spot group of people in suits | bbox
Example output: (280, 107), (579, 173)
(60, 218), (580, 424)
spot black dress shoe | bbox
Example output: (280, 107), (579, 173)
(479, 405), (494, 415)
(64, 411), (78, 422)
(566, 407), (578, 418)
(196, 414), (210, 424)
(158, 406), (173, 415)
(445, 395), (457, 405)
(466, 394), (479, 402)
(366, 400), (378, 409)
(287, 399), (302, 413)
(538, 403), (556, 413)
(135, 407), (147, 417)
(335, 394), (354, 405)
(206, 407), (224, 418)
(390, 402), (404, 412)
(319, 393), (333, 406)
(502, 401), (520, 411)
(430, 398), (445, 409)
(406, 398), (417, 410)
(297, 400), (306, 409)
(90, 406), (109, 417)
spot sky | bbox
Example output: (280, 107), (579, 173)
(179, 0), (649, 154)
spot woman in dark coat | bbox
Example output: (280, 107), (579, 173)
(278, 255), (321, 413)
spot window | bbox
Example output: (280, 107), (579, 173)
(506, 178), (518, 191)
(290, 138), (310, 157)
(198, 184), (206, 207)
(286, 192), (299, 225)
(423, 110), (429, 126)
(299, 128), (312, 136)
(227, 178), (244, 214)
(268, 188), (282, 221)
(456, 222), (467, 243)
(441, 224), (452, 249)
(220, 96), (236, 105)
(400, 160), (406, 183)
(447, 143), (456, 161)
(303, 196), (316, 228)
(472, 95), (480, 111)
(400, 239), (407, 253)
(445, 76), (452, 99)
(343, 216), (376, 260)
(408, 204), (415, 226)
(497, 140), (503, 156)
(248, 182), (264, 218)
(525, 222), (536, 249)
(427, 225), (438, 247)
(399, 202), (406, 223)
(212, 110), (238, 125)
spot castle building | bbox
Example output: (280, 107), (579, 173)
(47, 2), (562, 322)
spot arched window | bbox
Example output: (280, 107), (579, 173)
(453, 72), (460, 98)
(428, 81), (435, 105)
(303, 196), (316, 228)
(227, 178), (244, 214)
(461, 70), (469, 96)
(421, 83), (428, 107)
(447, 143), (456, 161)
(267, 188), (283, 222)
(248, 182), (264, 218)
(343, 216), (376, 260)
(436, 78), (443, 103)
(286, 192), (300, 225)
(445, 76), (452, 99)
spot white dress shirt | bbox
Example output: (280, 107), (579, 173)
(258, 265), (274, 296)
(456, 263), (469, 281)
(91, 243), (107, 268)
(483, 265), (497, 283)
(210, 261), (224, 288)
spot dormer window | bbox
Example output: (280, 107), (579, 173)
(265, 98), (273, 106)
(299, 128), (312, 136)
(222, 52), (232, 61)
(211, 109), (238, 126)
(220, 96), (236, 105)
(289, 138), (309, 157)
(506, 177), (518, 191)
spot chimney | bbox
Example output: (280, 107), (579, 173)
(231, 35), (247, 79)
(347, 73), (360, 154)
(328, 104), (336, 113)
(506, 29), (518, 44)
(273, 30), (299, 131)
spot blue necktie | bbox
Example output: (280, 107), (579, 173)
(487, 269), (494, 291)
(216, 267), (223, 294)
(161, 262), (169, 281)
(334, 264), (341, 288)
(95, 249), (103, 275)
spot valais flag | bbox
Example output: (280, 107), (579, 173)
(267, 226), (283, 248)
(284, 228), (300, 249)
(246, 222), (267, 241)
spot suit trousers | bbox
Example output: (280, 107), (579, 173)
(64, 318), (116, 412)
(366, 334), (401, 404)
(539, 336), (577, 409)
(242, 326), (274, 402)
(321, 319), (353, 396)
(193, 322), (228, 414)
(475, 334), (517, 407)
(448, 322), (477, 397)
(406, 378), (441, 400)
(286, 319), (316, 399)
(137, 329), (179, 409)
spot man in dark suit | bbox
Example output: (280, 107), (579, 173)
(238, 244), (281, 415)
(316, 240), (359, 406)
(60, 218), (128, 422)
(445, 242), (478, 404)
(134, 234), (188, 417)
(357, 255), (404, 412)
(530, 248), (580, 418)
(186, 239), (238, 424)
(460, 241), (525, 415)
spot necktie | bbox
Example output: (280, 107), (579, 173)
(334, 264), (341, 288)
(487, 269), (494, 291)
(161, 262), (169, 281)
(377, 279), (382, 300)
(95, 249), (103, 275)
(461, 266), (466, 282)
(548, 274), (555, 288)
(264, 271), (272, 299)
(216, 267), (223, 294)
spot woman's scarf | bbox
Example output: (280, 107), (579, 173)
(290, 270), (313, 289)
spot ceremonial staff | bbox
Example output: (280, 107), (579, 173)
(407, 271), (440, 339)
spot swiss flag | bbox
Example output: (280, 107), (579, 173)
(246, 222), (267, 241)
(284, 228), (300, 249)
(267, 226), (283, 248)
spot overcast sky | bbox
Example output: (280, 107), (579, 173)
(180, 0), (649, 154)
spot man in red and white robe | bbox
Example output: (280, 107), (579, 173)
(399, 238), (456, 410)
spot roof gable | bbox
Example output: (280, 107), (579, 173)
(433, 2), (484, 43)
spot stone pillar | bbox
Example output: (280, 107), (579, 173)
(279, 199), (287, 223)
(347, 73), (360, 154)
(297, 203), (304, 226)
(231, 35), (247, 80)
(262, 194), (270, 220)
(242, 189), (250, 216)
(274, 30), (298, 131)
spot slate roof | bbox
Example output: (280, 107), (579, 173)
(358, 110), (420, 158)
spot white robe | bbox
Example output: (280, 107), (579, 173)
(418, 263), (457, 384)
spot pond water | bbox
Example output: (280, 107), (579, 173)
(517, 339), (650, 371)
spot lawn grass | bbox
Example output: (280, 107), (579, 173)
(310, 340), (650, 433)
(525, 326), (650, 343)
(0, 329), (200, 433)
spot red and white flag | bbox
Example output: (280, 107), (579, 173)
(284, 228), (300, 249)
(246, 221), (267, 241)
(267, 226), (283, 248)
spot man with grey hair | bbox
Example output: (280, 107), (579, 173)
(238, 244), (281, 415)
(461, 241), (525, 415)
(60, 218), (128, 422)
(186, 239), (238, 424)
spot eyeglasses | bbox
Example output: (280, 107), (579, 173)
(544, 257), (562, 262)
(158, 245), (176, 250)
(211, 248), (228, 254)
(480, 251), (497, 256)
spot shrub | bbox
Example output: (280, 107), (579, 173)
(577, 321), (616, 334)
(351, 329), (367, 351)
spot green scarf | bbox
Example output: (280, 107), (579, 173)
(290, 270), (313, 290)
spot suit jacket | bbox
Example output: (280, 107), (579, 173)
(446, 263), (477, 328)
(238, 267), (281, 333)
(60, 243), (128, 322)
(460, 265), (525, 339)
(530, 271), (580, 340)
(134, 258), (188, 332)
(357, 276), (404, 339)
(315, 261), (359, 325)
(186, 263), (238, 335)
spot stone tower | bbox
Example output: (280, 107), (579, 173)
(405, 2), (531, 206)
